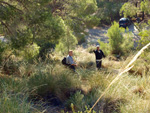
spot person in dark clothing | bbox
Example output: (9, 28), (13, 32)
(93, 45), (105, 70)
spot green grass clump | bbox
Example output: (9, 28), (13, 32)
(28, 70), (55, 96)
(0, 76), (27, 93)
(0, 91), (32, 113)
(28, 65), (81, 101)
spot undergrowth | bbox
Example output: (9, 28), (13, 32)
(0, 48), (150, 113)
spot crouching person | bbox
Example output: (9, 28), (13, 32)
(93, 45), (105, 70)
(66, 50), (77, 72)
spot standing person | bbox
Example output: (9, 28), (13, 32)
(93, 45), (105, 70)
(66, 50), (77, 71)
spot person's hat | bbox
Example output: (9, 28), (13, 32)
(96, 45), (100, 47)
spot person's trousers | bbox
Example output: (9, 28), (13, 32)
(96, 60), (102, 70)
(70, 65), (76, 72)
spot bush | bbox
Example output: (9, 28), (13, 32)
(98, 39), (110, 55)
(120, 2), (138, 18)
(138, 29), (150, 51)
(66, 91), (85, 110)
(84, 16), (100, 28)
(55, 19), (78, 54)
(56, 30), (78, 54)
(84, 88), (102, 106)
(107, 21), (125, 54)
(107, 22), (134, 55)
(19, 43), (40, 61)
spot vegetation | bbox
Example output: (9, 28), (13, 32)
(120, 2), (138, 18)
(96, 0), (126, 24)
(0, 0), (150, 113)
(107, 22), (134, 55)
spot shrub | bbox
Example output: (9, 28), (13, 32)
(84, 16), (100, 28)
(107, 21), (125, 54)
(19, 43), (40, 61)
(66, 91), (85, 110)
(98, 39), (110, 55)
(84, 88), (102, 106)
(107, 22), (134, 55)
(54, 71), (81, 101)
(55, 19), (78, 54)
(138, 29), (150, 51)
(55, 30), (78, 54)
(120, 2), (138, 18)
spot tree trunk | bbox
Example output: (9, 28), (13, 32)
(141, 0), (144, 20)
(135, 2), (138, 18)
(142, 11), (144, 20)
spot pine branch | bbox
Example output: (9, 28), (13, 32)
(0, 20), (13, 35)
(0, 1), (23, 14)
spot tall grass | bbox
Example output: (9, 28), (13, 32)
(28, 63), (81, 102)
(0, 44), (150, 112)
(0, 76), (33, 113)
(88, 43), (150, 112)
(0, 90), (32, 113)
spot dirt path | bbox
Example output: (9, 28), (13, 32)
(82, 26), (109, 47)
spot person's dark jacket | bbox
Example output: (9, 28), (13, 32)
(93, 50), (105, 60)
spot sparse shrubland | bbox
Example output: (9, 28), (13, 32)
(0, 45), (150, 112)
(0, 27), (149, 113)
(0, 0), (150, 113)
